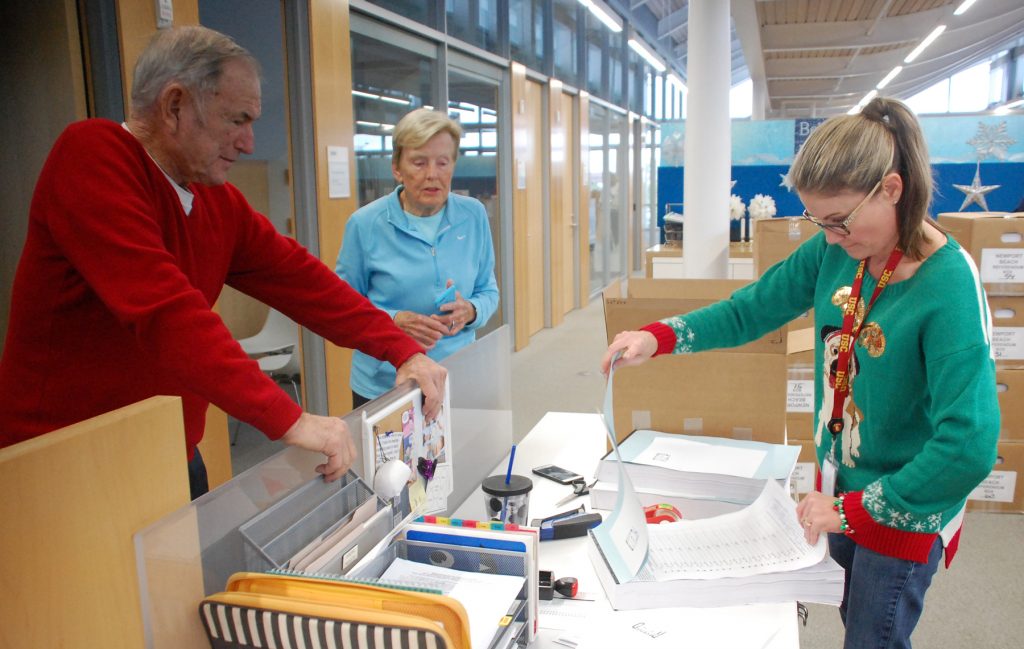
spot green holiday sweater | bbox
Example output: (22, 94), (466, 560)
(642, 232), (999, 564)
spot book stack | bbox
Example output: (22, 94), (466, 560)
(589, 429), (801, 517)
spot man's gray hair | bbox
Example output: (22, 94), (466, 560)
(130, 25), (259, 118)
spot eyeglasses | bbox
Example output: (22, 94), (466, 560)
(801, 180), (882, 236)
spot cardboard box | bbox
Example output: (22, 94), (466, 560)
(752, 218), (818, 331)
(938, 212), (1024, 296)
(786, 438), (818, 496)
(997, 368), (1024, 441)
(604, 279), (792, 445)
(990, 295), (1024, 365)
(753, 217), (819, 278)
(643, 244), (682, 278)
(786, 357), (815, 441)
(967, 441), (1023, 513)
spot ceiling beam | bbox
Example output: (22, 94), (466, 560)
(657, 5), (688, 41)
(731, 0), (767, 118)
(761, 6), (948, 52)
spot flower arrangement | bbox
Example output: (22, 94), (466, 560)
(748, 193), (777, 220)
(729, 194), (746, 221)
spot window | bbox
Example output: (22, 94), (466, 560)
(553, 0), (579, 85)
(905, 60), (992, 114)
(730, 78), (753, 119)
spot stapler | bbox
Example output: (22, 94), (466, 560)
(530, 506), (602, 541)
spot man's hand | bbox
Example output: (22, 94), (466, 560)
(394, 311), (448, 349)
(280, 412), (357, 481)
(396, 353), (448, 421)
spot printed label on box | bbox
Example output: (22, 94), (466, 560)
(791, 462), (816, 494)
(992, 327), (1024, 360)
(968, 470), (1017, 503)
(981, 248), (1024, 284)
(787, 380), (815, 413)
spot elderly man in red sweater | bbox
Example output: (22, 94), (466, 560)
(0, 26), (446, 499)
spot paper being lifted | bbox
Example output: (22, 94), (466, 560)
(589, 355), (650, 583)
(633, 435), (767, 478)
(380, 557), (525, 649)
(642, 479), (826, 581)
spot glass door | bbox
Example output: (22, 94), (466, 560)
(447, 61), (507, 336)
(587, 103), (629, 296)
(350, 19), (441, 207)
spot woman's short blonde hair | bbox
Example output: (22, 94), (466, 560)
(789, 97), (936, 259)
(391, 109), (463, 165)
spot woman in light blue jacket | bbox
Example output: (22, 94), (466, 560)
(336, 109), (499, 406)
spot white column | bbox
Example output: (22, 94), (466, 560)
(683, 0), (731, 278)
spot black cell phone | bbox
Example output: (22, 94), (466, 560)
(532, 464), (584, 485)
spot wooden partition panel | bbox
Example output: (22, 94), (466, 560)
(0, 397), (190, 648)
(560, 90), (577, 316)
(309, 0), (357, 417)
(578, 92), (591, 308)
(510, 64), (546, 349)
(548, 79), (568, 326)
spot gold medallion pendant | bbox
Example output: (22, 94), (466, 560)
(832, 286), (866, 330)
(858, 323), (886, 358)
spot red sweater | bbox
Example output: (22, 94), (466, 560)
(0, 119), (423, 458)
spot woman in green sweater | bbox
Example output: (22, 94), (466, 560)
(602, 97), (999, 649)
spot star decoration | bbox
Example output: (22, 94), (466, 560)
(779, 173), (793, 190)
(953, 163), (1000, 211)
(730, 180), (737, 189)
(967, 121), (1015, 161)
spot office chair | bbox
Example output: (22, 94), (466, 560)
(232, 309), (302, 445)
(237, 308), (299, 356)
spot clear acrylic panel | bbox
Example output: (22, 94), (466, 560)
(135, 326), (512, 647)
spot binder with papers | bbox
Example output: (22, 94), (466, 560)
(592, 429), (801, 505)
(588, 480), (845, 610)
(346, 516), (539, 649)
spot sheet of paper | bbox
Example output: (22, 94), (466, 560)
(632, 436), (767, 478)
(643, 479), (825, 581)
(374, 430), (403, 472)
(380, 557), (525, 649)
(589, 355), (649, 582)
(576, 602), (796, 648)
(423, 463), (453, 514)
(538, 596), (596, 631)
(288, 498), (377, 570)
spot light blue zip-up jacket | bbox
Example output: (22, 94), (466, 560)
(336, 186), (499, 398)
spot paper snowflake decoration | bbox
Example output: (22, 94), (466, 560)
(967, 121), (1015, 162)
(748, 194), (777, 220)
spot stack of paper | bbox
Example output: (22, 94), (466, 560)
(589, 479), (844, 610)
(591, 429), (801, 507)
(380, 557), (525, 649)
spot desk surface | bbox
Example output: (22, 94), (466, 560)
(452, 412), (799, 648)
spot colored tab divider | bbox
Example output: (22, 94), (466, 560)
(415, 515), (532, 534)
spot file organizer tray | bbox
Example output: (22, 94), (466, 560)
(238, 473), (391, 575)
(349, 538), (529, 649)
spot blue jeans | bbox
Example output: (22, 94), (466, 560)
(829, 533), (942, 649)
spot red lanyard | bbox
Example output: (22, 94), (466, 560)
(826, 247), (903, 438)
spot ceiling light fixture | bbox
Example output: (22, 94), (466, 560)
(848, 89), (879, 114)
(876, 66), (903, 90)
(904, 25), (946, 63)
(628, 38), (666, 72)
(994, 98), (1024, 114)
(352, 90), (379, 100)
(578, 0), (623, 33)
(954, 0), (979, 16)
